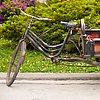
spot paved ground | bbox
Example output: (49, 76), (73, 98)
(0, 73), (100, 100)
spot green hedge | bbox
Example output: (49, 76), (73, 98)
(1, 0), (100, 52)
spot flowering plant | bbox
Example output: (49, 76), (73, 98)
(0, 0), (36, 24)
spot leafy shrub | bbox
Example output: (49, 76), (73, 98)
(1, 0), (100, 52)
(0, 0), (36, 24)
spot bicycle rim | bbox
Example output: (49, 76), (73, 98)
(6, 41), (26, 86)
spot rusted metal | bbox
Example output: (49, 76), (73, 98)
(68, 39), (83, 57)
(39, 30), (50, 38)
(43, 57), (100, 69)
(42, 19), (100, 69)
(10, 40), (26, 65)
(85, 31), (100, 57)
(81, 19), (100, 59)
(20, 41), (26, 64)
(10, 43), (20, 65)
(55, 57), (99, 67)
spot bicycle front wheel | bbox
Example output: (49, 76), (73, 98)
(6, 41), (26, 86)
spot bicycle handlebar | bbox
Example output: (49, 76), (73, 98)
(19, 9), (52, 21)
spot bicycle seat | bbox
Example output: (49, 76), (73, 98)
(61, 21), (77, 28)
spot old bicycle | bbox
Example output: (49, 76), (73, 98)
(6, 9), (100, 86)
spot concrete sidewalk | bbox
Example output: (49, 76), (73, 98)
(0, 73), (100, 100)
(1, 80), (100, 100)
(0, 73), (100, 80)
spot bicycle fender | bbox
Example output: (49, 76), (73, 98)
(20, 41), (26, 65)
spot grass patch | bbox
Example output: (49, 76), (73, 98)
(0, 39), (100, 73)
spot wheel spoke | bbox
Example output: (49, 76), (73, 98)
(14, 63), (17, 66)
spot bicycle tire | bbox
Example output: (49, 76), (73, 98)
(6, 41), (26, 86)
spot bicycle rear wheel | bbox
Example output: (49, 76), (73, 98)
(6, 41), (26, 86)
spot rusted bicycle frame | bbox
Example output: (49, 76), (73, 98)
(19, 9), (100, 70)
(49, 19), (100, 69)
